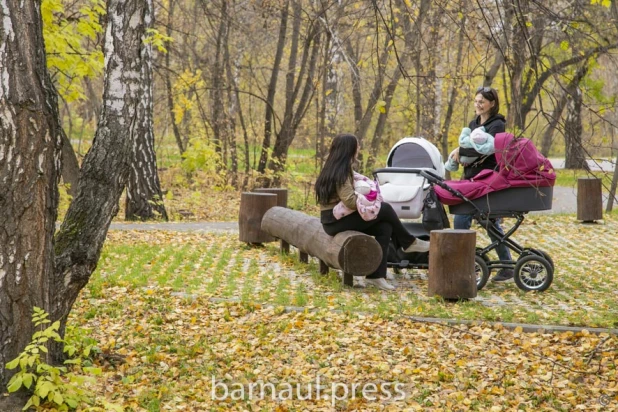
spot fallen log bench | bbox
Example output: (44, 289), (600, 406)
(261, 207), (382, 286)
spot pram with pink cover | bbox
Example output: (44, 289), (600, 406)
(374, 133), (556, 292)
(430, 132), (556, 291)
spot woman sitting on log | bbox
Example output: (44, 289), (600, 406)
(315, 133), (430, 291)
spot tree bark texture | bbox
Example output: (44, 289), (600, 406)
(428, 230), (477, 300)
(417, 6), (440, 140)
(564, 87), (589, 171)
(577, 178), (603, 222)
(0, 0), (62, 386)
(125, 1), (168, 222)
(439, 4), (466, 170)
(261, 207), (382, 276)
(52, 0), (154, 358)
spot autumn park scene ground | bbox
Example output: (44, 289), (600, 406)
(3, 0), (618, 412)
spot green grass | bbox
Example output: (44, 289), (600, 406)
(92, 217), (618, 330)
(554, 168), (614, 188)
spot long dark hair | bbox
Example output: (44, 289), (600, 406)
(315, 134), (358, 205)
(476, 86), (500, 118)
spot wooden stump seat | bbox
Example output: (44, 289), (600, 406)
(577, 177), (603, 223)
(238, 192), (277, 244)
(253, 188), (288, 208)
(428, 229), (477, 300)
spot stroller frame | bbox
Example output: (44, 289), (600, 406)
(374, 168), (555, 292)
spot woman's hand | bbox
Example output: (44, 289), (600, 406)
(450, 147), (460, 164)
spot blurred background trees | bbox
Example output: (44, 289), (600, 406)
(52, 0), (618, 194)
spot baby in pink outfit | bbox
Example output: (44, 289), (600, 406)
(333, 172), (382, 221)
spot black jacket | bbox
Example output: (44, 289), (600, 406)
(459, 114), (506, 179)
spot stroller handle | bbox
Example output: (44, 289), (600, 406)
(373, 167), (474, 206)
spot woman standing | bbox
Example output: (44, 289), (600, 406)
(449, 86), (513, 282)
(315, 134), (429, 291)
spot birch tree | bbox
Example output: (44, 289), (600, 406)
(1, 0), (155, 388)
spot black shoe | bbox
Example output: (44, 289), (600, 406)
(492, 269), (514, 283)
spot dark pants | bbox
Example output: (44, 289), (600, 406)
(321, 202), (416, 279)
(454, 214), (512, 261)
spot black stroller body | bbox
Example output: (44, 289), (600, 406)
(373, 138), (554, 292)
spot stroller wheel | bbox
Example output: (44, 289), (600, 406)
(523, 248), (555, 271)
(475, 255), (490, 291)
(535, 249), (555, 271)
(514, 255), (553, 292)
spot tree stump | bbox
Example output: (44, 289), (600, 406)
(577, 177), (602, 223)
(428, 230), (477, 300)
(253, 188), (288, 208)
(239, 192), (277, 244)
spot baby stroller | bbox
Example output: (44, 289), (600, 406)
(373, 135), (555, 292)
(372, 138), (487, 286)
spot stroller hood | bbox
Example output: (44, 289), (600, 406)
(386, 137), (445, 177)
(436, 133), (556, 205)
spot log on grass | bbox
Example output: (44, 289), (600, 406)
(261, 207), (382, 277)
(428, 229), (477, 300)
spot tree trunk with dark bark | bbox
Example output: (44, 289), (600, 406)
(439, 4), (466, 176)
(257, 1), (289, 174)
(0, 0), (62, 387)
(268, 10), (321, 186)
(564, 87), (589, 170)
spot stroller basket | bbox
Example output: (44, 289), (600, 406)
(449, 186), (553, 215)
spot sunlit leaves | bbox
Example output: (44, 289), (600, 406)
(590, 0), (611, 8)
(145, 28), (174, 53)
(172, 69), (205, 125)
(42, 0), (105, 102)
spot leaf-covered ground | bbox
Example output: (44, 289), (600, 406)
(58, 213), (618, 410)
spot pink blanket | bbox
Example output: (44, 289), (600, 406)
(436, 133), (556, 205)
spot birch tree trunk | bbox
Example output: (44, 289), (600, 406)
(125, 0), (167, 221)
(53, 0), (155, 357)
(0, 0), (62, 387)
